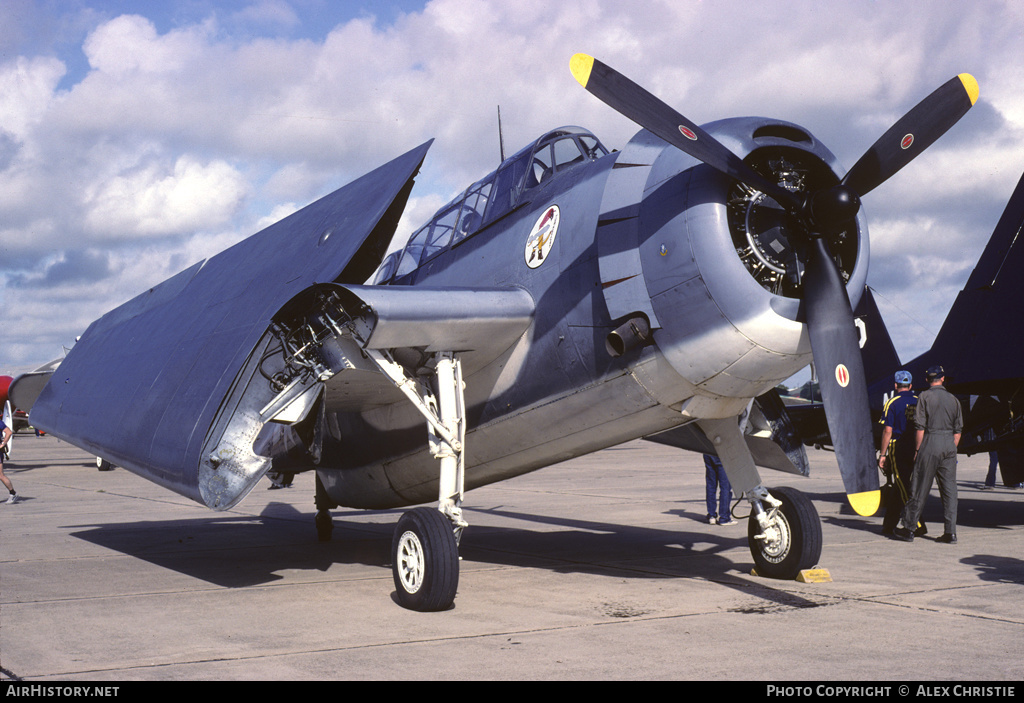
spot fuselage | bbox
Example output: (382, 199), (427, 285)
(313, 120), (869, 509)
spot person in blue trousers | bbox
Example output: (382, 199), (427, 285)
(704, 454), (735, 525)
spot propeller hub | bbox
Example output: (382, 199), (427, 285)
(728, 147), (858, 298)
(807, 185), (861, 231)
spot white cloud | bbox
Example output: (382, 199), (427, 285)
(82, 155), (248, 238)
(0, 56), (65, 142)
(82, 14), (209, 77)
(1, 0), (1023, 372)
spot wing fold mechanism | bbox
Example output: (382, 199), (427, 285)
(199, 283), (534, 511)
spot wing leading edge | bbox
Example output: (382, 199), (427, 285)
(31, 141), (432, 505)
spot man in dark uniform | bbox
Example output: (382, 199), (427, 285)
(877, 371), (919, 536)
(894, 365), (963, 543)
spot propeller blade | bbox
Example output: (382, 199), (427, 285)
(803, 237), (879, 516)
(570, 53), (801, 211)
(842, 74), (978, 196)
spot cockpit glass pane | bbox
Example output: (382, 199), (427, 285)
(453, 179), (492, 245)
(395, 225), (429, 277)
(484, 151), (529, 225)
(423, 204), (460, 261)
(372, 250), (400, 284)
(579, 135), (607, 158)
(553, 137), (585, 171)
(526, 144), (553, 189)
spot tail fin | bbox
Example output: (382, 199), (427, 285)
(915, 169), (1024, 394)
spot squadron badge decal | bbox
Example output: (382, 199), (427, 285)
(525, 205), (559, 268)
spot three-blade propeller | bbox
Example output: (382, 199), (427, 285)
(571, 53), (977, 516)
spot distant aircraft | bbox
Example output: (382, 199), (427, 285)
(8, 358), (64, 436)
(20, 55), (977, 611)
(0, 375), (31, 434)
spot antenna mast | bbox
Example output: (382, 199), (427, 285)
(497, 105), (506, 162)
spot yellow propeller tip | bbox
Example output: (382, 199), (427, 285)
(958, 73), (979, 105)
(570, 53), (594, 88)
(848, 489), (880, 517)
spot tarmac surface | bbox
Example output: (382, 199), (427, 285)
(1, 433), (1022, 681)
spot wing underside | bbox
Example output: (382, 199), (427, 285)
(645, 389), (810, 476)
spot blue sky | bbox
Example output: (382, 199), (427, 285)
(2, 0), (1023, 375)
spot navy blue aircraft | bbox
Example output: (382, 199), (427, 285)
(21, 55), (978, 611)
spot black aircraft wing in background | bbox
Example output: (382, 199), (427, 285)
(910, 168), (1024, 395)
(904, 168), (1024, 484)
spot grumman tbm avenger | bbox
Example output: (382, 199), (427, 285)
(22, 55), (978, 611)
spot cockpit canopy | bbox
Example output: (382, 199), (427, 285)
(373, 127), (608, 284)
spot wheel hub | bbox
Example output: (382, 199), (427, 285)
(396, 530), (425, 594)
(759, 511), (792, 563)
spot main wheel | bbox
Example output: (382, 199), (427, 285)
(747, 486), (822, 579)
(391, 507), (459, 611)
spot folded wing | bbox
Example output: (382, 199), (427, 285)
(31, 141), (433, 504)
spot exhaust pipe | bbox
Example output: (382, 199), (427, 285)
(605, 316), (651, 357)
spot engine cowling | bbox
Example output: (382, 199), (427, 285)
(598, 118), (868, 399)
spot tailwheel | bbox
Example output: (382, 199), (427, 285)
(747, 486), (822, 579)
(392, 507), (460, 612)
(315, 509), (334, 542)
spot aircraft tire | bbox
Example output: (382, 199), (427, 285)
(747, 486), (822, 579)
(391, 507), (459, 612)
(315, 510), (334, 542)
(95, 457), (113, 471)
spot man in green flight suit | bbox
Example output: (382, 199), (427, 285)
(894, 365), (963, 543)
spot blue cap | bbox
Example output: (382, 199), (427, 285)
(926, 365), (945, 380)
(894, 370), (912, 385)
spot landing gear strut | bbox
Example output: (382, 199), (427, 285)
(697, 416), (822, 580)
(367, 350), (467, 611)
(314, 473), (337, 542)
